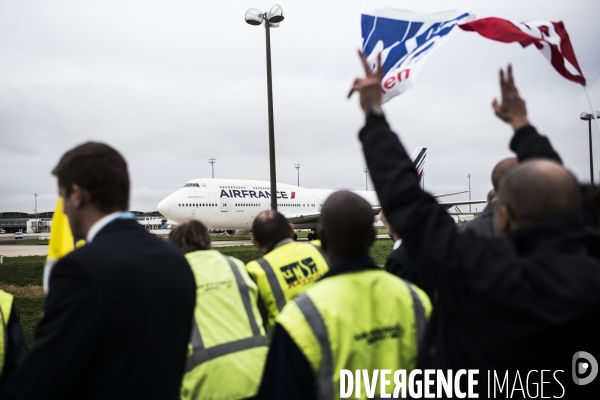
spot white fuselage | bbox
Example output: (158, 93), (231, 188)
(157, 178), (381, 230)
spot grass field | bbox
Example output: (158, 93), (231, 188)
(0, 256), (45, 346)
(1, 239), (394, 348)
(208, 227), (389, 241)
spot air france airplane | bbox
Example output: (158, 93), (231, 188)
(157, 148), (482, 239)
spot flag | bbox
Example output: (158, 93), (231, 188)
(459, 18), (586, 85)
(44, 197), (83, 293)
(361, 7), (473, 103)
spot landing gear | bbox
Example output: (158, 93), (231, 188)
(307, 231), (318, 241)
(294, 233), (298, 241)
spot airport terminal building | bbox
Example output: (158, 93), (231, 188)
(0, 211), (167, 233)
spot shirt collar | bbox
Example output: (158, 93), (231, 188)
(86, 211), (126, 243)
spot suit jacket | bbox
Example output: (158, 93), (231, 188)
(18, 219), (196, 400)
(459, 202), (496, 238)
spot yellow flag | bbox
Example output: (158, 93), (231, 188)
(44, 197), (85, 293)
(46, 197), (75, 262)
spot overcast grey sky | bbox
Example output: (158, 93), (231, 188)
(1, 0), (599, 213)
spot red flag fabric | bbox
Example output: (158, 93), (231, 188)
(460, 17), (586, 85)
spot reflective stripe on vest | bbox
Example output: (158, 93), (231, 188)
(310, 243), (328, 264)
(185, 256), (267, 372)
(403, 279), (426, 349)
(0, 290), (14, 377)
(256, 257), (287, 312)
(294, 280), (427, 400)
(296, 295), (333, 400)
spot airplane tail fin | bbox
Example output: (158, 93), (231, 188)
(410, 147), (427, 182)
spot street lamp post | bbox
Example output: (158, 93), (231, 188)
(580, 111), (600, 187)
(245, 5), (285, 211)
(295, 164), (301, 186)
(34, 193), (38, 233)
(467, 174), (471, 212)
(364, 168), (369, 191)
(208, 158), (217, 179)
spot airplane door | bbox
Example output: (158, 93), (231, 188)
(209, 193), (219, 215)
(221, 197), (228, 212)
(318, 199), (324, 212)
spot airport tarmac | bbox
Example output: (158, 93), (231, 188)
(0, 234), (391, 257)
(0, 245), (49, 257)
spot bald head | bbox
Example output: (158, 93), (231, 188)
(498, 160), (581, 225)
(492, 157), (518, 192)
(319, 191), (375, 258)
(252, 210), (293, 249)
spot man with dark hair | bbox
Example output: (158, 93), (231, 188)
(246, 210), (329, 335)
(169, 219), (212, 253)
(460, 157), (517, 237)
(170, 220), (268, 400)
(351, 54), (600, 396)
(18, 142), (196, 400)
(52, 142), (130, 214)
(256, 191), (431, 400)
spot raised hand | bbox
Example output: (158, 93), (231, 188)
(492, 65), (530, 131)
(348, 51), (383, 112)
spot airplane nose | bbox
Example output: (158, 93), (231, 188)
(157, 198), (170, 216)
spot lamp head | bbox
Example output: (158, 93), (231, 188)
(581, 111), (600, 120)
(245, 8), (264, 26)
(267, 4), (284, 23)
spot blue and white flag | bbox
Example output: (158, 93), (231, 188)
(361, 7), (473, 103)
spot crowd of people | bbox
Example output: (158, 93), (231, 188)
(1, 53), (600, 399)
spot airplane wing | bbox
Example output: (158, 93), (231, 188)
(283, 212), (322, 226)
(438, 200), (487, 211)
(433, 190), (469, 199)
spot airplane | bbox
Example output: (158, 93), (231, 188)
(156, 148), (486, 240)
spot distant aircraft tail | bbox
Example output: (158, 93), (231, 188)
(410, 147), (427, 182)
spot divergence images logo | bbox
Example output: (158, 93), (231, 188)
(572, 351), (598, 386)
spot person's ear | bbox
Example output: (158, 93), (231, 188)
(494, 203), (516, 237)
(68, 184), (85, 209)
(251, 236), (266, 254)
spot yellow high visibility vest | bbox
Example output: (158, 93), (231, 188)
(0, 289), (14, 378)
(277, 269), (432, 400)
(181, 250), (268, 400)
(246, 240), (329, 332)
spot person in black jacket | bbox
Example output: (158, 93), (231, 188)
(350, 56), (600, 397)
(460, 157), (517, 237)
(380, 210), (434, 299)
(17, 142), (196, 400)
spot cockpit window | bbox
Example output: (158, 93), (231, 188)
(183, 183), (200, 188)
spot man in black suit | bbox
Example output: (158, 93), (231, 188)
(18, 142), (196, 399)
